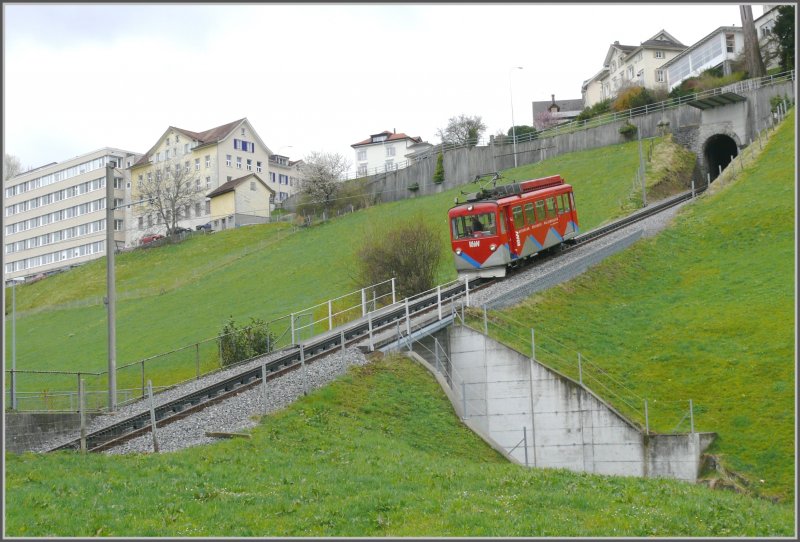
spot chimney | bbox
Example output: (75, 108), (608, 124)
(551, 94), (555, 104)
(614, 40), (619, 45)
(393, 128), (396, 134)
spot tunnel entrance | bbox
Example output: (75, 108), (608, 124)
(704, 134), (739, 181)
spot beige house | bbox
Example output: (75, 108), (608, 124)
(267, 155), (303, 205)
(4, 147), (140, 280)
(582, 30), (686, 107)
(206, 173), (275, 230)
(129, 118), (273, 240)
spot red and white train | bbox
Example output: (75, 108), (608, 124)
(448, 175), (579, 279)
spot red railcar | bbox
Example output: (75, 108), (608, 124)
(448, 175), (579, 279)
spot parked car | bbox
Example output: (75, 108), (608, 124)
(196, 222), (213, 232)
(140, 233), (165, 245)
(171, 227), (192, 235)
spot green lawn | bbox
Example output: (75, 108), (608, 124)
(4, 356), (794, 537)
(481, 111), (795, 502)
(5, 139), (649, 385)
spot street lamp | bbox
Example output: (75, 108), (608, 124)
(105, 159), (122, 411)
(7, 277), (24, 410)
(509, 66), (523, 168)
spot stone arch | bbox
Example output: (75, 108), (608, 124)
(702, 132), (740, 181)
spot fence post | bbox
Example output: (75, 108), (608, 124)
(391, 278), (396, 305)
(141, 360), (146, 399)
(218, 338), (223, 367)
(301, 344), (307, 395)
(290, 313), (296, 345)
(689, 399), (695, 434)
(730, 155), (734, 174)
(361, 288), (367, 317)
(405, 298), (411, 336)
(464, 276), (470, 307)
(691, 178), (695, 198)
(434, 338), (440, 372)
(578, 353), (583, 386)
(462, 382), (467, 419)
(718, 164), (722, 178)
(523, 426), (529, 467)
(79, 378), (87, 452)
(437, 285), (442, 320)
(195, 343), (200, 380)
(368, 312), (374, 351)
(341, 330), (346, 355)
(483, 306), (488, 334)
(147, 380), (159, 453)
(328, 300), (333, 331)
(531, 329), (535, 361)
(644, 399), (649, 434)
(707, 172), (711, 188)
(261, 362), (268, 415)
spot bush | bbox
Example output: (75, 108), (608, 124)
(355, 216), (443, 299)
(218, 317), (275, 366)
(575, 98), (612, 123)
(612, 86), (655, 112)
(432, 153), (445, 184)
(619, 121), (638, 138)
(408, 182), (420, 192)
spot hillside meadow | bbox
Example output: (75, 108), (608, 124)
(5, 138), (649, 380)
(4, 355), (794, 537)
(482, 110), (795, 502)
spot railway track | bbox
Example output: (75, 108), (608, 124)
(48, 188), (699, 453)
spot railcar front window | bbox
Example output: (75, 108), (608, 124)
(451, 212), (496, 239)
(560, 193), (571, 214)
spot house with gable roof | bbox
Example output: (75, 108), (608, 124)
(351, 130), (429, 177)
(660, 26), (744, 90)
(129, 118), (279, 240)
(582, 30), (687, 107)
(206, 173), (276, 230)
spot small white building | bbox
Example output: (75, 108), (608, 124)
(661, 27), (744, 90)
(754, 5), (782, 71)
(351, 130), (427, 177)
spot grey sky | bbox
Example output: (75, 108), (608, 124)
(4, 3), (751, 172)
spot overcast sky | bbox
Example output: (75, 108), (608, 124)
(4, 3), (753, 172)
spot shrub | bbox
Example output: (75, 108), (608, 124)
(612, 86), (655, 112)
(432, 153), (445, 184)
(355, 216), (443, 299)
(575, 98), (612, 123)
(619, 121), (638, 138)
(408, 182), (420, 192)
(218, 317), (275, 366)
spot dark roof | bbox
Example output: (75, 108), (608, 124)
(351, 130), (423, 147)
(532, 96), (585, 115)
(132, 118), (247, 167)
(206, 173), (274, 198)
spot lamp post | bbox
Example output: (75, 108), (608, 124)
(106, 159), (118, 411)
(509, 66), (524, 168)
(8, 277), (24, 410)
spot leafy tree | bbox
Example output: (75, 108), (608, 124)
(4, 153), (23, 181)
(299, 151), (351, 212)
(575, 99), (612, 122)
(432, 152), (445, 184)
(355, 216), (443, 299)
(218, 317), (275, 366)
(437, 114), (486, 147)
(612, 86), (655, 111)
(773, 5), (795, 72)
(137, 157), (203, 234)
(507, 125), (536, 140)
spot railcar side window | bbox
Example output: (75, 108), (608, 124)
(535, 200), (545, 222)
(545, 197), (556, 219)
(499, 210), (507, 233)
(560, 193), (571, 214)
(512, 205), (524, 226)
(524, 203), (535, 225)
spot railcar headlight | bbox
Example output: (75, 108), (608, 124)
(489, 244), (497, 251)
(455, 248), (462, 255)
(467, 205), (473, 211)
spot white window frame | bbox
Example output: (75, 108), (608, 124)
(654, 50), (664, 59)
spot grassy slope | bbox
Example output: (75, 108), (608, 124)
(4, 356), (794, 537)
(5, 139), (645, 374)
(487, 111), (795, 501)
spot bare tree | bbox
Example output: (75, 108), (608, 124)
(299, 151), (351, 212)
(138, 157), (203, 234)
(437, 114), (487, 147)
(740, 5), (767, 78)
(4, 153), (23, 181)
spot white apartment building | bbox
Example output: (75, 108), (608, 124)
(267, 155), (303, 204)
(755, 5), (782, 71)
(582, 30), (686, 107)
(130, 118), (273, 239)
(661, 27), (744, 90)
(4, 147), (141, 281)
(351, 130), (426, 177)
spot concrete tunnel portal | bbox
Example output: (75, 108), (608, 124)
(704, 134), (739, 181)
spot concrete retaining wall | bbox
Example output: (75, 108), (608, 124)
(416, 325), (715, 481)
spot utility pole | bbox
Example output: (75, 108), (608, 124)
(105, 160), (117, 411)
(638, 125), (646, 207)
